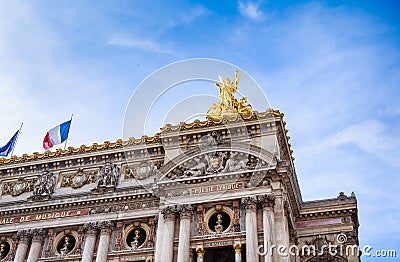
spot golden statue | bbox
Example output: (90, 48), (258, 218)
(133, 229), (140, 243)
(216, 213), (223, 225)
(206, 70), (253, 121)
(60, 236), (70, 255)
(131, 229), (140, 250)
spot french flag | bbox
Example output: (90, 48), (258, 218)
(43, 120), (71, 150)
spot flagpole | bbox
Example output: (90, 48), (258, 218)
(63, 114), (73, 151)
(10, 122), (23, 157)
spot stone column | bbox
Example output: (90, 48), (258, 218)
(259, 194), (276, 262)
(95, 221), (112, 262)
(233, 243), (242, 262)
(274, 194), (290, 262)
(82, 222), (98, 262)
(196, 247), (205, 262)
(242, 196), (259, 262)
(154, 211), (165, 262)
(14, 230), (31, 262)
(27, 228), (43, 262)
(161, 206), (177, 262)
(177, 204), (193, 262)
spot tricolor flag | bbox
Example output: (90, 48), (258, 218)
(43, 120), (72, 150)
(0, 130), (20, 157)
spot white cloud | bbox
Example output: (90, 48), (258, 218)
(238, 1), (265, 21)
(107, 35), (171, 54)
(182, 5), (209, 23)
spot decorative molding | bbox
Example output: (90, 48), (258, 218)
(232, 200), (240, 232)
(88, 200), (159, 215)
(147, 217), (155, 248)
(44, 229), (54, 257)
(124, 161), (161, 180)
(60, 169), (96, 189)
(1, 178), (36, 196)
(114, 222), (123, 251)
(196, 205), (205, 236)
(165, 189), (190, 198)
(71, 226), (84, 255)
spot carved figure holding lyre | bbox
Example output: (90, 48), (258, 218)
(206, 70), (253, 121)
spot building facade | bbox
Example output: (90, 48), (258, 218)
(0, 76), (359, 262)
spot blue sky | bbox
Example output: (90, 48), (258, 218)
(1, 0), (399, 260)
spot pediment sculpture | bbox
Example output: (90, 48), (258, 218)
(166, 151), (270, 180)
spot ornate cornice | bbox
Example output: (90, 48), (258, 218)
(0, 136), (161, 166)
(0, 193), (158, 217)
(160, 109), (282, 133)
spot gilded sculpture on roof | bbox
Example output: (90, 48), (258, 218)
(206, 70), (253, 121)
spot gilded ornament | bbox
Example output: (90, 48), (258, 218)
(206, 70), (254, 121)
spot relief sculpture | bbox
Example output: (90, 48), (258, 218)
(167, 151), (269, 180)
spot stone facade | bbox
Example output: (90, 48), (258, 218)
(0, 109), (359, 262)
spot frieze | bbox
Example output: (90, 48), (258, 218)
(88, 200), (159, 214)
(1, 177), (36, 196)
(165, 189), (190, 198)
(167, 151), (270, 180)
(124, 161), (161, 180)
(60, 169), (96, 189)
(191, 182), (243, 195)
(0, 209), (89, 225)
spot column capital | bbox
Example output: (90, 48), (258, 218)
(98, 221), (113, 235)
(17, 229), (31, 243)
(257, 194), (276, 209)
(196, 247), (205, 258)
(241, 196), (257, 210)
(161, 206), (177, 221)
(177, 204), (193, 219)
(233, 243), (242, 254)
(30, 228), (44, 242)
(84, 222), (99, 236)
